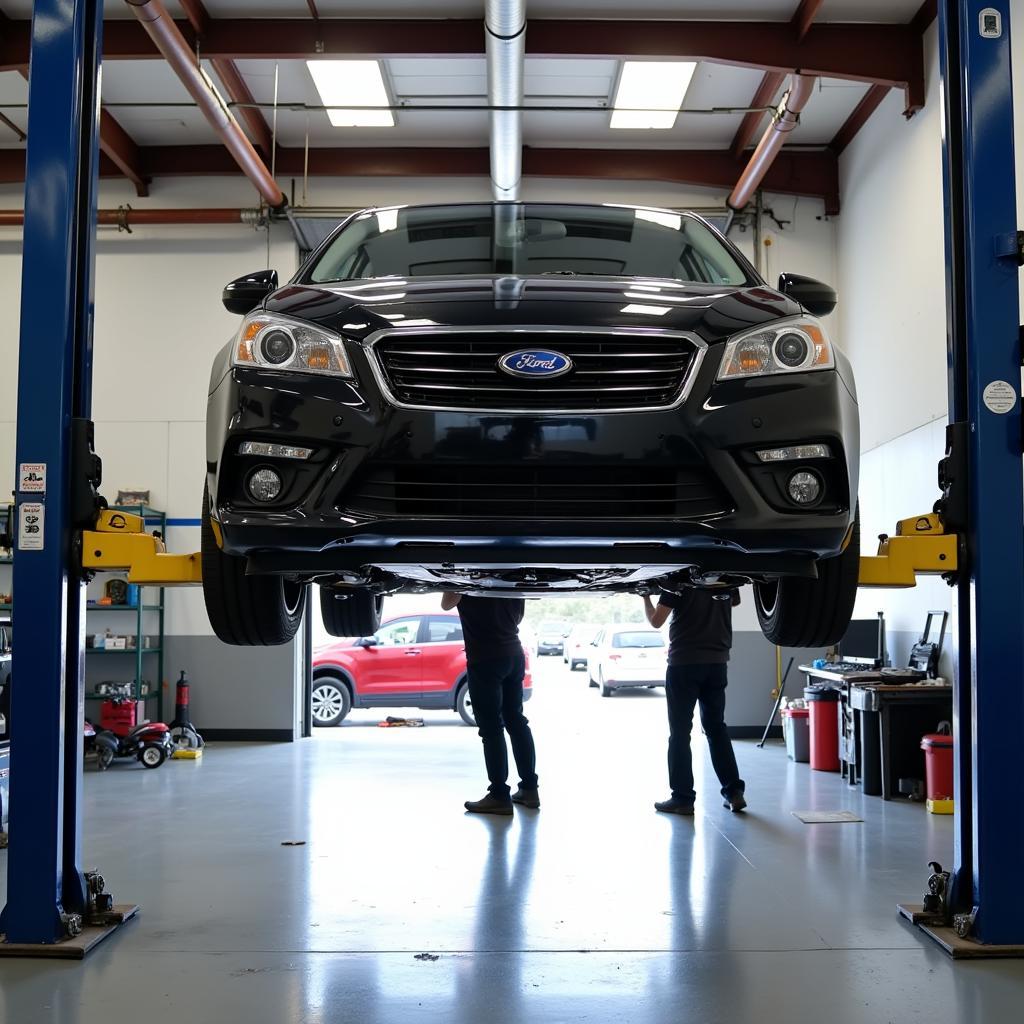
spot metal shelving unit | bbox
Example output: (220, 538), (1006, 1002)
(0, 506), (168, 720)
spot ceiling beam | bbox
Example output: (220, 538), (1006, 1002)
(210, 57), (274, 158)
(910, 0), (937, 35)
(0, 18), (926, 111)
(176, 0), (209, 36)
(0, 144), (840, 214)
(729, 71), (787, 161)
(99, 109), (150, 196)
(829, 84), (890, 156)
(14, 65), (148, 195)
(792, 0), (824, 42)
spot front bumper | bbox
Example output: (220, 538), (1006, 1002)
(206, 339), (858, 583)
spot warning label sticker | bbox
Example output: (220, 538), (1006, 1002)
(982, 380), (1017, 415)
(18, 462), (46, 493)
(18, 502), (44, 551)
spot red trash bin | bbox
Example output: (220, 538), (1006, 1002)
(804, 685), (840, 771)
(921, 729), (954, 801)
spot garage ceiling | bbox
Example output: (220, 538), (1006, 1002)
(0, 0), (934, 209)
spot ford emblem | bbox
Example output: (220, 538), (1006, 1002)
(497, 349), (573, 380)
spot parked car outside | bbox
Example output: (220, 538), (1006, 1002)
(203, 202), (859, 652)
(564, 625), (600, 670)
(587, 626), (668, 697)
(536, 620), (571, 656)
(311, 611), (533, 727)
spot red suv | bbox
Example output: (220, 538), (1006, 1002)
(311, 611), (533, 727)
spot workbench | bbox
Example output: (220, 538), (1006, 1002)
(798, 666), (953, 800)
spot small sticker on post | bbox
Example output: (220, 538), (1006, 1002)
(18, 502), (45, 550)
(979, 8), (1002, 38)
(18, 462), (46, 493)
(982, 380), (1016, 414)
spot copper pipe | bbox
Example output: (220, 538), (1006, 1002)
(0, 208), (261, 227)
(727, 74), (816, 211)
(124, 0), (286, 208)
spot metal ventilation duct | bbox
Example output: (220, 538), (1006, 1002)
(485, 0), (526, 202)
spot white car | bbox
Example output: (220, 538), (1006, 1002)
(587, 626), (668, 697)
(563, 625), (600, 671)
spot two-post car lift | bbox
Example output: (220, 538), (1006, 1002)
(1, 0), (1022, 957)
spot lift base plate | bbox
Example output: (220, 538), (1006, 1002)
(898, 904), (1024, 959)
(0, 904), (139, 959)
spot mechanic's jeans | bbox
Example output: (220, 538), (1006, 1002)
(666, 663), (745, 803)
(466, 651), (538, 800)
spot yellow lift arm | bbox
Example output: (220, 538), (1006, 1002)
(859, 512), (958, 588)
(81, 509), (202, 586)
(78, 503), (957, 591)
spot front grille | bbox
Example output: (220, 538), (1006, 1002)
(372, 331), (700, 411)
(342, 463), (731, 520)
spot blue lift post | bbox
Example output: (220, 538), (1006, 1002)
(0, 0), (105, 944)
(938, 0), (1024, 947)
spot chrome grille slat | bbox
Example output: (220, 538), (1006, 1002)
(370, 328), (703, 412)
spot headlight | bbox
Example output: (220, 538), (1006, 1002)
(717, 318), (834, 381)
(233, 313), (352, 377)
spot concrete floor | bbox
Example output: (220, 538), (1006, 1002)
(1, 658), (1022, 1023)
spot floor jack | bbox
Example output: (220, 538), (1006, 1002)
(168, 671), (203, 759)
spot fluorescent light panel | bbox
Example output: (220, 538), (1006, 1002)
(610, 61), (697, 130)
(307, 60), (395, 127)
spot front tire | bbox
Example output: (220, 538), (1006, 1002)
(321, 588), (383, 638)
(456, 681), (476, 726)
(754, 507), (861, 648)
(311, 678), (352, 727)
(139, 744), (167, 769)
(201, 484), (306, 646)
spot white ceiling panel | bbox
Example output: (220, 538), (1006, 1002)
(789, 77), (872, 145)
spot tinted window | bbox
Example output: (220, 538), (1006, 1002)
(612, 631), (665, 649)
(306, 204), (754, 287)
(426, 618), (464, 644)
(375, 618), (421, 646)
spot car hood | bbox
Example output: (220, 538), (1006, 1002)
(264, 275), (805, 344)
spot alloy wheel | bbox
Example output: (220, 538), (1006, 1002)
(312, 683), (346, 725)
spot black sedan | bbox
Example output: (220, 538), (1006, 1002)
(203, 203), (859, 648)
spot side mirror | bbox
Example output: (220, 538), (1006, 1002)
(778, 273), (837, 317)
(355, 636), (378, 648)
(222, 269), (279, 315)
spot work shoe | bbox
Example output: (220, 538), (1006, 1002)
(464, 793), (514, 816)
(723, 790), (748, 813)
(511, 787), (540, 809)
(654, 798), (695, 815)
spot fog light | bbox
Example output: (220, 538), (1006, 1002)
(757, 444), (832, 462)
(787, 470), (822, 506)
(239, 441), (313, 460)
(248, 467), (283, 502)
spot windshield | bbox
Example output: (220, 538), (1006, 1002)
(612, 631), (666, 649)
(305, 203), (755, 287)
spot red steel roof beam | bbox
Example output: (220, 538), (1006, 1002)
(211, 58), (274, 159)
(727, 74), (817, 211)
(829, 83), (890, 155)
(792, 0), (824, 42)
(99, 109), (150, 197)
(730, 71), (787, 161)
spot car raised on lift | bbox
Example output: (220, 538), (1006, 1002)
(202, 202), (859, 648)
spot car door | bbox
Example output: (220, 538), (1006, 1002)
(420, 615), (466, 695)
(356, 616), (424, 702)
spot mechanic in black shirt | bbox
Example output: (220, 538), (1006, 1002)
(441, 593), (539, 815)
(642, 587), (747, 815)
